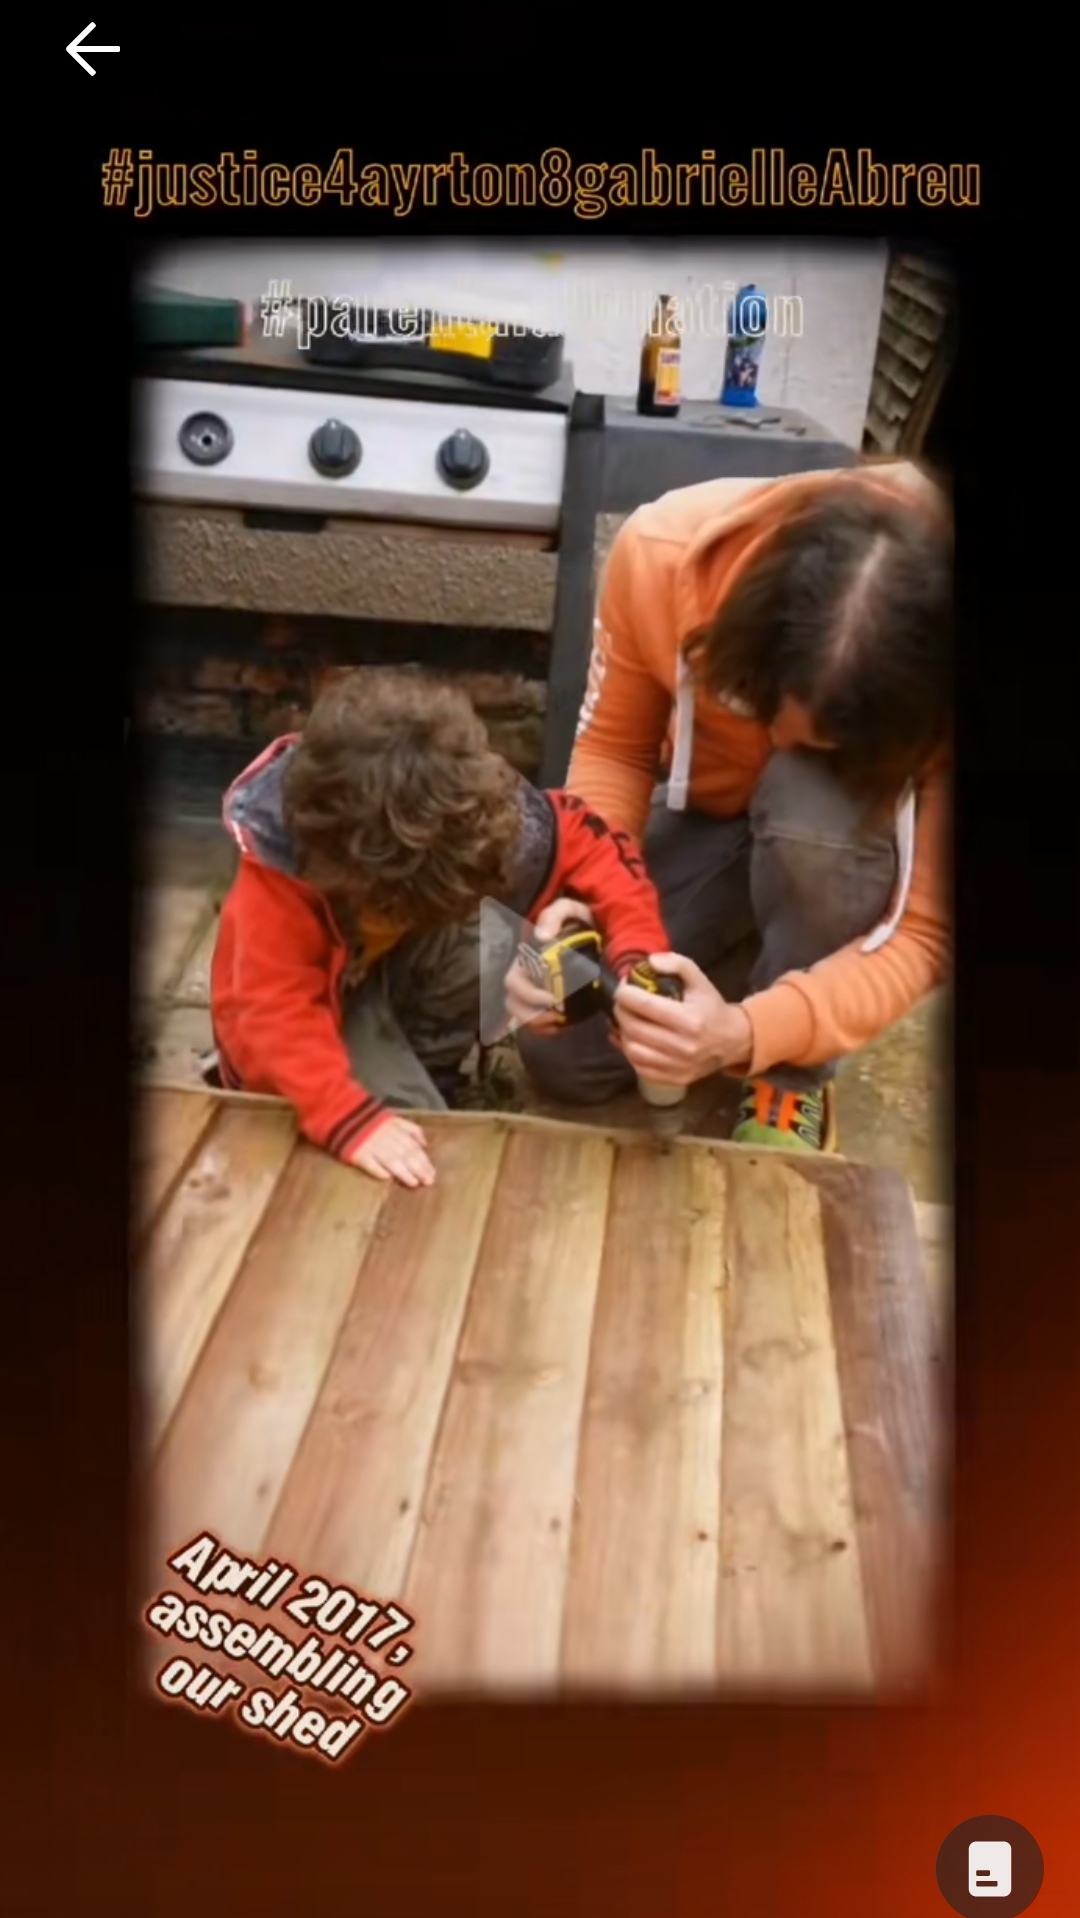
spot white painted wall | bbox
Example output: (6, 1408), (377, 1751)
(140, 239), (886, 449)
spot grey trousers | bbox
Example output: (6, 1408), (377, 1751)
(339, 919), (491, 1111)
(516, 748), (899, 1103)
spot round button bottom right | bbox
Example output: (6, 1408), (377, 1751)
(936, 1815), (1043, 1913)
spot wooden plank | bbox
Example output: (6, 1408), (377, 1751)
(878, 313), (934, 375)
(915, 1200), (953, 1355)
(891, 265), (952, 314)
(134, 885), (213, 1003)
(716, 1157), (874, 1690)
(863, 410), (900, 456)
(135, 824), (237, 894)
(140, 1005), (214, 1087)
(900, 342), (954, 457)
(868, 377), (904, 429)
(133, 1098), (941, 1699)
(262, 1124), (507, 1600)
(132, 1086), (218, 1242)
(896, 251), (955, 287)
(139, 1104), (297, 1450)
(138, 1084), (865, 1166)
(807, 1162), (944, 1693)
(883, 287), (946, 347)
(876, 342), (921, 402)
(172, 911), (220, 1007)
(149, 1143), (387, 1570)
(560, 1144), (727, 1687)
(403, 1127), (614, 1690)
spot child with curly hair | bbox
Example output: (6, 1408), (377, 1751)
(208, 668), (670, 1188)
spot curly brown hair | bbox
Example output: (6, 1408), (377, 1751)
(282, 669), (524, 929)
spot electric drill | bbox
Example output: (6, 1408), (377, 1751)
(619, 959), (687, 1151)
(515, 921), (686, 1149)
(514, 919), (618, 1023)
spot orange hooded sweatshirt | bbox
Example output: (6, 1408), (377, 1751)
(568, 462), (951, 1076)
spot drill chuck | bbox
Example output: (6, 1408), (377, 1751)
(642, 1097), (685, 1151)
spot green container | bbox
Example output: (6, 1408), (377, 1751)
(133, 285), (246, 349)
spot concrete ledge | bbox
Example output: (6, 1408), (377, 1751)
(135, 502), (558, 629)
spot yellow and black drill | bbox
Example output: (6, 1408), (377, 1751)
(515, 920), (686, 1149)
(514, 918), (617, 1024)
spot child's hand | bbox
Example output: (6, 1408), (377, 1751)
(503, 955), (563, 1036)
(503, 897), (595, 1038)
(349, 1117), (436, 1188)
(534, 897), (594, 943)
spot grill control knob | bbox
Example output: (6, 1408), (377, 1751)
(178, 411), (233, 465)
(436, 429), (489, 490)
(309, 420), (362, 477)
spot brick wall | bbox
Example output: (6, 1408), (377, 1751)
(133, 514), (630, 795)
(134, 608), (553, 779)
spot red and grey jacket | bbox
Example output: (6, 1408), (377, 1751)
(209, 735), (670, 1161)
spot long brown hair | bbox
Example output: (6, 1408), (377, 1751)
(282, 669), (524, 929)
(683, 479), (952, 807)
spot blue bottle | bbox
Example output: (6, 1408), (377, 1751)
(721, 285), (768, 407)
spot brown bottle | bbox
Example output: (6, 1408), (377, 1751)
(636, 296), (681, 416)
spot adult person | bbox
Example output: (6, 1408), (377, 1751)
(513, 460), (952, 1153)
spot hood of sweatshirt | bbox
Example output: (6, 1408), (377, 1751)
(222, 735), (301, 874)
(221, 734), (413, 968)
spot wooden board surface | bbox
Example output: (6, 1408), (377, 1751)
(133, 1086), (946, 1701)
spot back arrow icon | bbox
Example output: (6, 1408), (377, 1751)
(67, 24), (120, 73)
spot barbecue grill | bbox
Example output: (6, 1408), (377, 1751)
(132, 301), (855, 784)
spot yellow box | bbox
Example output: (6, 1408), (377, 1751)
(429, 320), (496, 360)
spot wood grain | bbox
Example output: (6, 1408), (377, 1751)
(132, 1089), (944, 1699)
(139, 1104), (297, 1449)
(403, 1127), (614, 1689)
(132, 1086), (218, 1243)
(171, 912), (220, 1007)
(150, 1143), (387, 1569)
(136, 1080), (855, 1159)
(135, 886), (212, 1002)
(914, 1200), (953, 1358)
(809, 1162), (944, 1692)
(717, 1157), (874, 1689)
(560, 1144), (727, 1687)
(263, 1124), (507, 1598)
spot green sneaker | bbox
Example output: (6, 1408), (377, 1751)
(732, 1079), (837, 1154)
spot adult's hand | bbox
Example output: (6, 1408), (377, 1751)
(613, 953), (753, 1085)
